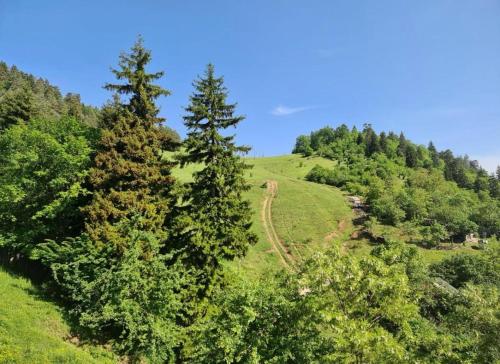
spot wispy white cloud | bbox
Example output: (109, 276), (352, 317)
(271, 105), (316, 116)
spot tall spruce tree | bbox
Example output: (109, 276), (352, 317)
(59, 38), (183, 360)
(178, 64), (257, 300)
(84, 37), (176, 247)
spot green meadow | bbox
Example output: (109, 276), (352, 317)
(0, 269), (116, 364)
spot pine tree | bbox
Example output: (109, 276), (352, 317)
(363, 124), (380, 156)
(379, 131), (388, 154)
(0, 85), (35, 130)
(105, 37), (170, 120)
(428, 141), (440, 167)
(178, 64), (257, 300)
(63, 38), (183, 359)
(397, 132), (407, 160)
(83, 37), (176, 250)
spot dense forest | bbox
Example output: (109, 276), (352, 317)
(0, 61), (100, 128)
(0, 40), (499, 363)
(295, 125), (500, 245)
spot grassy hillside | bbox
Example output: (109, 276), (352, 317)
(174, 153), (485, 275)
(174, 153), (354, 276)
(0, 269), (116, 364)
(0, 153), (356, 362)
(0, 153), (490, 362)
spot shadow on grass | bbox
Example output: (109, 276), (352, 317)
(0, 246), (108, 349)
(0, 247), (50, 284)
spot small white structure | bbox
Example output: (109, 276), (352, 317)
(348, 196), (363, 208)
(465, 233), (479, 243)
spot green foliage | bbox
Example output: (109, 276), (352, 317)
(0, 117), (94, 254)
(104, 36), (170, 124)
(444, 284), (500, 363)
(0, 61), (100, 128)
(176, 64), (257, 302)
(292, 135), (313, 156)
(36, 38), (183, 361)
(420, 222), (450, 248)
(430, 253), (500, 288)
(371, 240), (427, 286)
(300, 124), (500, 243)
(189, 246), (455, 363)
(0, 85), (36, 130)
(83, 37), (176, 249)
(35, 218), (184, 363)
(185, 275), (312, 363)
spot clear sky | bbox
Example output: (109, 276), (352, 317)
(1, 0), (499, 171)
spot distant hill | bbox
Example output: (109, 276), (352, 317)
(293, 124), (500, 247)
(0, 61), (100, 128)
(0, 61), (181, 143)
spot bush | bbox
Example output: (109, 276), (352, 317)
(0, 117), (95, 255)
(430, 253), (500, 288)
(34, 217), (186, 363)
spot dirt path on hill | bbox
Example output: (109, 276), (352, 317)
(324, 218), (351, 254)
(324, 218), (348, 241)
(261, 180), (295, 269)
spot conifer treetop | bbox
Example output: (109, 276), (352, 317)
(182, 63), (249, 167)
(105, 36), (170, 122)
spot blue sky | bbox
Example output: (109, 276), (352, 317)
(1, 0), (499, 171)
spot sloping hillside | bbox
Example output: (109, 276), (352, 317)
(0, 269), (116, 364)
(174, 153), (486, 276)
(0, 152), (492, 362)
(174, 153), (354, 276)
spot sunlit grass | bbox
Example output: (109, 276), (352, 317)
(0, 269), (116, 364)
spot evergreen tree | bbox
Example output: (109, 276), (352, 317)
(0, 85), (35, 130)
(105, 36), (170, 121)
(405, 144), (418, 168)
(363, 124), (381, 156)
(84, 37), (176, 246)
(488, 175), (500, 198)
(474, 169), (490, 193)
(54, 38), (183, 360)
(64, 93), (84, 120)
(397, 132), (407, 159)
(0, 61), (99, 128)
(178, 64), (257, 302)
(379, 131), (388, 154)
(428, 141), (440, 167)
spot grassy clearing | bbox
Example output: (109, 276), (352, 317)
(0, 268), (116, 364)
(172, 153), (354, 277)
(344, 237), (483, 263)
(172, 153), (484, 273)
